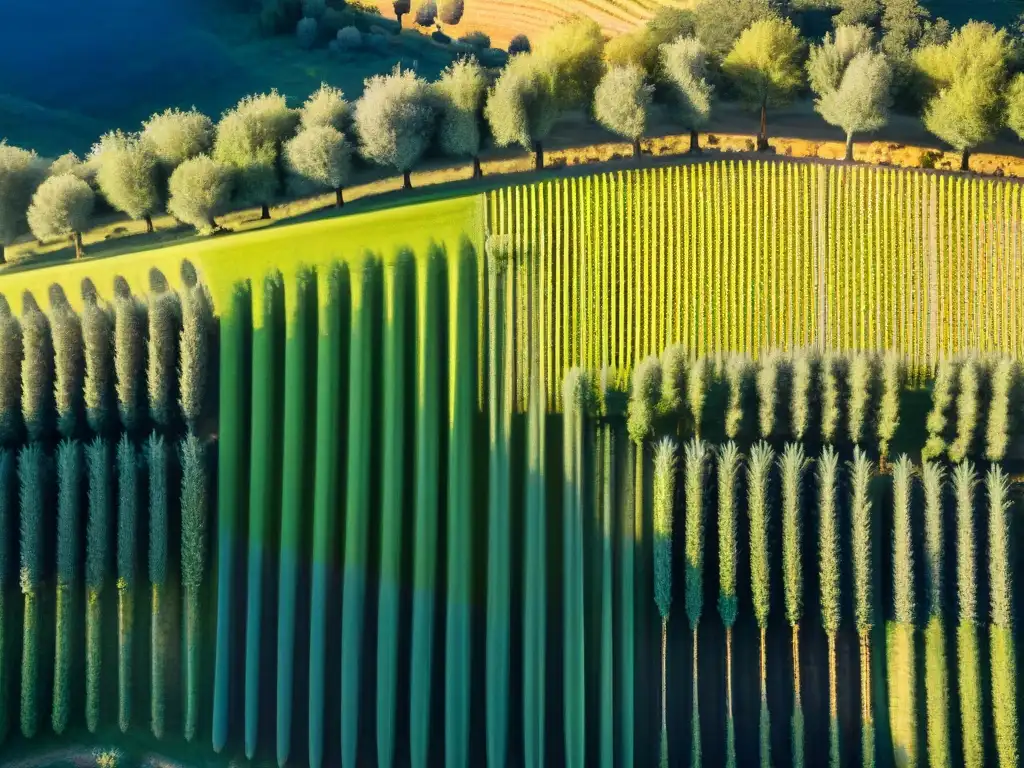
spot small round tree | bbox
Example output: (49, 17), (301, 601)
(27, 174), (95, 259)
(283, 126), (353, 205)
(90, 131), (161, 233)
(594, 65), (653, 157)
(213, 90), (299, 219)
(167, 155), (234, 233)
(415, 0), (437, 28)
(508, 34), (531, 55)
(722, 17), (804, 151)
(141, 108), (215, 172)
(354, 66), (438, 189)
(393, 0), (411, 27)
(0, 142), (47, 264)
(439, 0), (464, 27)
(485, 53), (559, 170)
(660, 36), (714, 152)
(300, 83), (350, 132)
(435, 57), (488, 176)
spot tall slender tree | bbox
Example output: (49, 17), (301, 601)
(987, 466), (1017, 768)
(180, 435), (207, 743)
(748, 442), (774, 768)
(849, 448), (875, 767)
(18, 444), (44, 739)
(781, 444), (810, 768)
(85, 438), (111, 734)
(953, 462), (983, 768)
(718, 442), (742, 768)
(818, 446), (842, 768)
(116, 436), (138, 733)
(147, 434), (168, 739)
(52, 440), (81, 736)
(888, 456), (917, 765)
(684, 438), (710, 768)
(653, 438), (677, 768)
(921, 462), (949, 768)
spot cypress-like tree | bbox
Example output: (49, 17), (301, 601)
(628, 356), (662, 444)
(921, 462), (949, 768)
(50, 293), (84, 439)
(20, 295), (54, 443)
(0, 298), (23, 445)
(658, 344), (687, 417)
(147, 288), (181, 430)
(817, 446), (842, 768)
(484, 248), (511, 768)
(781, 444), (810, 768)
(757, 351), (790, 439)
(718, 442), (741, 768)
(877, 353), (904, 460)
(820, 353), (846, 444)
(725, 354), (753, 441)
(81, 297), (114, 435)
(948, 358), (981, 463)
(339, 266), (375, 768)
(953, 461), (982, 768)
(848, 353), (878, 446)
(684, 438), (709, 768)
(18, 443), (44, 738)
(0, 450), (12, 742)
(748, 442), (774, 768)
(563, 369), (590, 768)
(987, 466), (1017, 768)
(147, 433), (168, 739)
(85, 438), (111, 733)
(653, 437), (677, 768)
(180, 434), (207, 743)
(52, 440), (81, 735)
(116, 435), (138, 733)
(849, 448), (875, 766)
(178, 279), (213, 432)
(113, 289), (145, 432)
(687, 356), (711, 438)
(984, 356), (1017, 462)
(888, 456), (917, 765)
(790, 350), (817, 442)
(923, 357), (959, 460)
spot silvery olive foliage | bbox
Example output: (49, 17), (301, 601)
(90, 130), (161, 225)
(807, 25), (875, 98)
(354, 66), (439, 176)
(485, 53), (559, 152)
(167, 155), (234, 233)
(26, 174), (95, 245)
(594, 64), (654, 143)
(141, 108), (215, 171)
(435, 57), (489, 159)
(0, 142), (47, 254)
(283, 126), (353, 196)
(300, 84), (351, 132)
(660, 36), (714, 132)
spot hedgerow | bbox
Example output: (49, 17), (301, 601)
(179, 434), (207, 743)
(18, 443), (44, 739)
(652, 437), (676, 768)
(147, 433), (168, 739)
(85, 438), (111, 734)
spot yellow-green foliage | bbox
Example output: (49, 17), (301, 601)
(688, 356), (711, 438)
(81, 296), (114, 434)
(818, 446), (841, 636)
(178, 276), (213, 430)
(20, 295), (53, 442)
(849, 448), (874, 636)
(652, 437), (677, 620)
(948, 358), (981, 462)
(627, 355), (662, 444)
(888, 456), (917, 768)
(957, 624), (984, 768)
(984, 356), (1017, 461)
(847, 352), (877, 446)
(684, 438), (709, 628)
(0, 298), (22, 444)
(877, 353), (904, 458)
(50, 291), (84, 439)
(757, 351), (790, 439)
(724, 354), (752, 440)
(790, 350), (816, 441)
(987, 465), (1017, 768)
(820, 353), (845, 444)
(923, 357), (959, 460)
(781, 444), (809, 628)
(748, 442), (773, 629)
(953, 462), (978, 625)
(717, 442), (741, 629)
(113, 289), (145, 432)
(147, 287), (180, 429)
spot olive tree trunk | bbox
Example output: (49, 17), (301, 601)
(689, 130), (701, 154)
(260, 203), (271, 220)
(758, 101), (769, 152)
(335, 188), (345, 207)
(960, 148), (971, 172)
(403, 170), (413, 190)
(845, 133), (854, 162)
(533, 142), (544, 171)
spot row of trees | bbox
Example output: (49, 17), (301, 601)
(623, 346), (1020, 463)
(5, 5), (1024, 261)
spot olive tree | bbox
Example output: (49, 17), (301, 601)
(27, 174), (95, 259)
(509, 34), (531, 55)
(806, 25), (874, 98)
(533, 15), (605, 110)
(915, 22), (1010, 171)
(354, 66), (438, 189)
(90, 131), (161, 233)
(300, 84), (350, 132)
(816, 51), (892, 161)
(0, 142), (46, 264)
(593, 65), (653, 157)
(167, 156), (234, 233)
(692, 0), (776, 60)
(660, 36), (714, 152)
(141, 108), (215, 172)
(1007, 74), (1024, 144)
(439, 0), (464, 27)
(283, 126), (353, 205)
(213, 90), (299, 219)
(435, 57), (488, 176)
(485, 52), (559, 170)
(415, 0), (437, 28)
(393, 0), (410, 27)
(722, 18), (804, 151)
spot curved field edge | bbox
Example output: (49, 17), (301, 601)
(0, 195), (485, 319)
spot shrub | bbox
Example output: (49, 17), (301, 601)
(336, 25), (363, 49)
(141, 108), (215, 172)
(508, 33), (531, 55)
(594, 65), (653, 155)
(0, 298), (23, 444)
(147, 433), (168, 738)
(90, 131), (160, 232)
(85, 438), (111, 734)
(27, 173), (95, 258)
(438, 0), (463, 26)
(923, 357), (959, 459)
(692, 0), (776, 60)
(948, 358), (981, 462)
(284, 126), (353, 203)
(435, 57), (488, 175)
(533, 16), (605, 110)
(415, 0), (436, 27)
(18, 443), (44, 739)
(179, 279), (213, 431)
(660, 36), (714, 151)
(297, 17), (318, 48)
(50, 292), (84, 439)
(354, 66), (438, 188)
(53, 439), (81, 736)
(148, 288), (181, 429)
(20, 296), (54, 443)
(626, 356), (662, 444)
(113, 288), (146, 432)
(485, 53), (558, 169)
(460, 30), (489, 48)
(167, 155), (234, 233)
(0, 142), (47, 262)
(300, 83), (350, 132)
(985, 356), (1017, 461)
(82, 296), (114, 434)
(180, 434), (207, 742)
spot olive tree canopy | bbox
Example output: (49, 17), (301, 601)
(27, 174), (95, 259)
(90, 130), (161, 232)
(167, 155), (234, 234)
(593, 64), (653, 156)
(532, 15), (605, 110)
(435, 57), (488, 175)
(354, 66), (438, 189)
(141, 108), (215, 171)
(806, 24), (874, 98)
(300, 84), (351, 132)
(0, 142), (46, 262)
(660, 35), (714, 151)
(283, 126), (353, 205)
(484, 52), (559, 170)
(817, 50), (892, 160)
